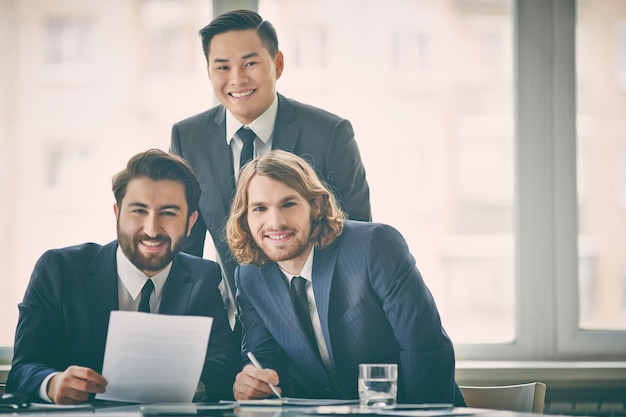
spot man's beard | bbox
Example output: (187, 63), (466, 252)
(257, 221), (313, 263)
(117, 220), (188, 273)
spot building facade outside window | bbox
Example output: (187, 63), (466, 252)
(0, 0), (624, 362)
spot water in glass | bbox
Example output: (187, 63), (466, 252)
(358, 364), (397, 409)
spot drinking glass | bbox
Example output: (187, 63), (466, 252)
(358, 363), (398, 409)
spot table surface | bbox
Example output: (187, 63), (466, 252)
(0, 401), (549, 417)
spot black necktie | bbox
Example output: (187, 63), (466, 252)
(238, 127), (256, 169)
(138, 279), (154, 313)
(290, 276), (320, 355)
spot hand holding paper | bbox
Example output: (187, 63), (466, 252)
(96, 311), (212, 403)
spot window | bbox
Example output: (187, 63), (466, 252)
(260, 0), (517, 348)
(392, 32), (431, 72)
(2, 0), (625, 362)
(42, 17), (94, 84)
(42, 143), (95, 210)
(44, 18), (91, 65)
(574, 0), (626, 335)
(261, 0), (626, 359)
(141, 0), (197, 74)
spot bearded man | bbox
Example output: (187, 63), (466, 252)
(226, 150), (465, 406)
(7, 149), (239, 404)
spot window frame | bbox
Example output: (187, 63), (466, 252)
(458, 0), (626, 361)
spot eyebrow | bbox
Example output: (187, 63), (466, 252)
(248, 194), (300, 208)
(212, 51), (260, 63)
(127, 202), (183, 211)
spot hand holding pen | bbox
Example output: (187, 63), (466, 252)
(246, 352), (282, 399)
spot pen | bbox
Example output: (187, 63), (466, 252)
(247, 352), (282, 399)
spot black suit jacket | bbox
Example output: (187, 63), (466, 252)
(6, 241), (239, 402)
(170, 94), (371, 318)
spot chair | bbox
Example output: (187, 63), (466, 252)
(460, 382), (547, 414)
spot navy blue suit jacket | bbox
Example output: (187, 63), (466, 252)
(235, 221), (465, 406)
(7, 241), (239, 402)
(170, 94), (371, 316)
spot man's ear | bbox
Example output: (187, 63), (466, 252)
(275, 51), (285, 79)
(113, 203), (120, 220)
(311, 195), (324, 218)
(187, 211), (199, 237)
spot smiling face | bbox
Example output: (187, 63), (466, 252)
(246, 174), (320, 274)
(207, 29), (284, 125)
(114, 177), (198, 276)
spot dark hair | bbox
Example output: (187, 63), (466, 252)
(226, 150), (345, 266)
(199, 9), (279, 62)
(112, 149), (201, 217)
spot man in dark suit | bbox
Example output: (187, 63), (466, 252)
(170, 10), (371, 326)
(7, 149), (239, 404)
(225, 150), (464, 405)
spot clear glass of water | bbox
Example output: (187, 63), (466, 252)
(358, 363), (398, 409)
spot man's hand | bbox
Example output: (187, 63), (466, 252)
(233, 364), (281, 400)
(47, 366), (107, 404)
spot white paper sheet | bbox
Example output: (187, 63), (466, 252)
(95, 311), (213, 404)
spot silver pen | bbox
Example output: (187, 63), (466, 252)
(247, 352), (282, 399)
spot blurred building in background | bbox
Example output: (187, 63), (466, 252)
(0, 0), (624, 351)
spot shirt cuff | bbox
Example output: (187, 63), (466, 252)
(39, 372), (59, 403)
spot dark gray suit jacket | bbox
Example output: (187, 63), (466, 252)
(7, 241), (239, 402)
(235, 221), (465, 406)
(170, 94), (371, 320)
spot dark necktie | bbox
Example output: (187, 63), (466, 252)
(290, 276), (320, 356)
(138, 279), (154, 313)
(238, 126), (256, 169)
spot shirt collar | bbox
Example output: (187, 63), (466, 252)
(226, 93), (278, 145)
(116, 245), (171, 302)
(280, 246), (315, 284)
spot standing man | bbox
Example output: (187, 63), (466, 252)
(226, 150), (464, 405)
(7, 149), (239, 404)
(170, 9), (371, 326)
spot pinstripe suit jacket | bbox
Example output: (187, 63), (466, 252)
(235, 221), (465, 405)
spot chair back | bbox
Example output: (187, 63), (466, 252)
(460, 382), (547, 414)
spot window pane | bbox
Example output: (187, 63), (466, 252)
(44, 18), (92, 65)
(577, 0), (626, 330)
(1, 0), (514, 349)
(260, 0), (515, 344)
(0, 0), (211, 349)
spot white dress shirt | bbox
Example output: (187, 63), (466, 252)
(115, 246), (171, 312)
(226, 93), (278, 181)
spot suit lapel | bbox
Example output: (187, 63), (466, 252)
(260, 265), (306, 343)
(204, 107), (237, 216)
(84, 242), (119, 351)
(159, 257), (193, 315)
(311, 244), (340, 370)
(257, 263), (338, 393)
(272, 94), (301, 152)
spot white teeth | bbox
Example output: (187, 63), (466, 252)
(142, 241), (161, 247)
(268, 234), (289, 240)
(231, 90), (254, 98)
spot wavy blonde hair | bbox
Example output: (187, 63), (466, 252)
(226, 150), (345, 266)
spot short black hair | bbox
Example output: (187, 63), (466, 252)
(199, 9), (279, 62)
